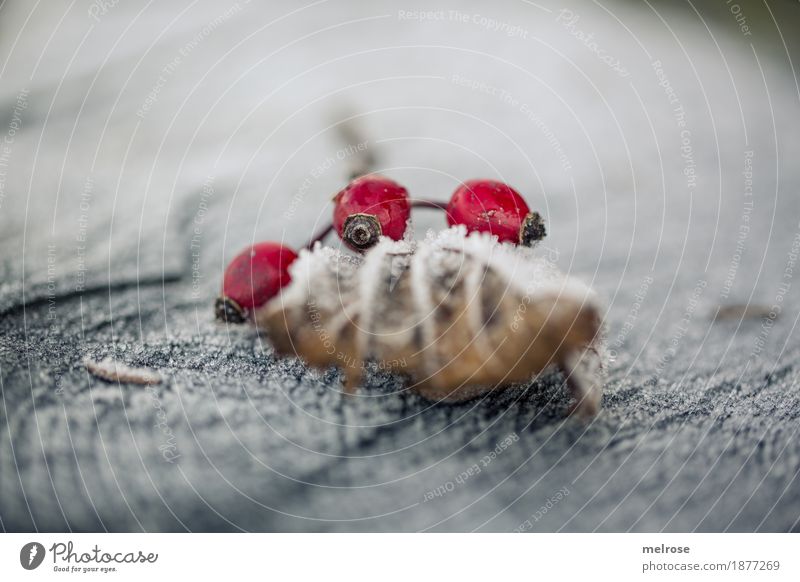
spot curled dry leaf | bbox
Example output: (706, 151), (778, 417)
(84, 357), (162, 385)
(256, 227), (606, 418)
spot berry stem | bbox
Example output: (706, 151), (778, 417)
(411, 198), (448, 211)
(302, 198), (447, 248)
(304, 223), (334, 250)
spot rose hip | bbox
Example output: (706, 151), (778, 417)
(333, 175), (411, 251)
(215, 242), (298, 323)
(446, 179), (545, 246)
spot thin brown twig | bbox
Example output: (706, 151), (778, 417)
(410, 198), (448, 211)
(305, 223), (334, 250)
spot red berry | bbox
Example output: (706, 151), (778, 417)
(215, 242), (298, 323)
(446, 179), (546, 246)
(333, 174), (411, 251)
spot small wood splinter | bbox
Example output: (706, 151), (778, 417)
(714, 304), (775, 321)
(256, 226), (606, 419)
(83, 357), (162, 385)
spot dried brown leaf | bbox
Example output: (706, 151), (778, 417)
(256, 227), (605, 417)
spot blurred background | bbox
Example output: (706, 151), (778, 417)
(1, 0), (799, 532)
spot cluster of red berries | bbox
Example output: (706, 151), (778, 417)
(215, 176), (546, 323)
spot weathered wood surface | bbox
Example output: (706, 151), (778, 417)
(1, 0), (799, 531)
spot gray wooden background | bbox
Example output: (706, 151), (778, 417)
(1, 0), (799, 531)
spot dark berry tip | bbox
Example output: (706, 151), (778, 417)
(520, 212), (546, 247)
(214, 295), (247, 324)
(343, 213), (382, 251)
